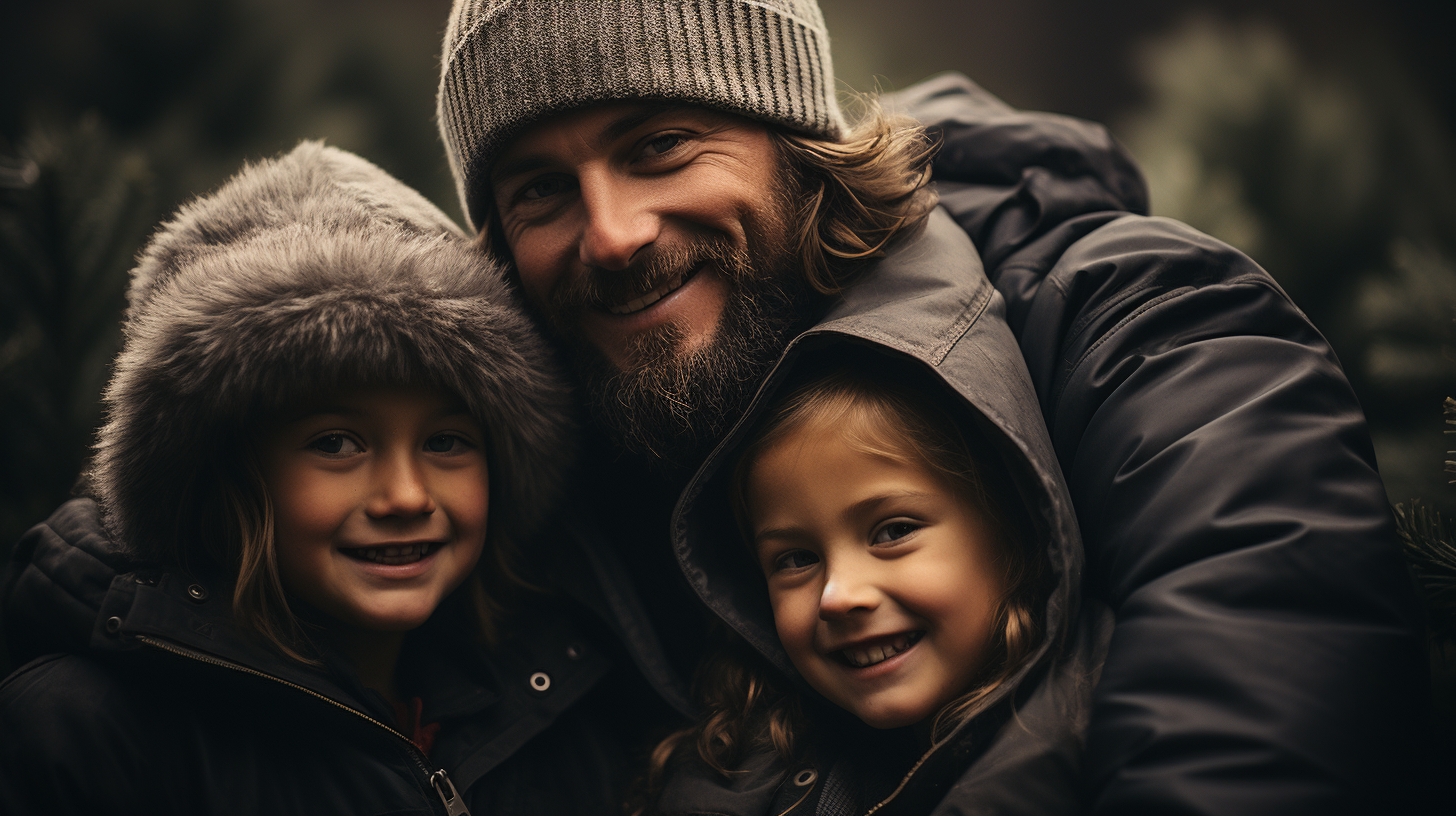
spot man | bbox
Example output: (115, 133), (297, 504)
(437, 1), (1427, 814)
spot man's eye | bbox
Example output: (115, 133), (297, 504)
(640, 134), (685, 158)
(307, 434), (362, 456)
(773, 549), (820, 572)
(520, 175), (572, 201)
(872, 521), (920, 545)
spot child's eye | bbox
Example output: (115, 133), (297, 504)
(307, 433), (362, 456)
(424, 433), (471, 454)
(872, 521), (920, 545)
(773, 549), (819, 573)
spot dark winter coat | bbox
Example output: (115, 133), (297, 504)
(0, 142), (623, 816)
(907, 73), (1427, 815)
(654, 208), (1114, 815)
(3, 500), (618, 816)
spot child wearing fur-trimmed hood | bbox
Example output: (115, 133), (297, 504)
(0, 142), (618, 815)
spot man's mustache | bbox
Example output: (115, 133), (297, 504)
(547, 237), (753, 314)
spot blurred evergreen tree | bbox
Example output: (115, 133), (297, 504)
(1395, 400), (1456, 796)
(0, 0), (455, 564)
(1117, 16), (1456, 518)
(0, 118), (152, 568)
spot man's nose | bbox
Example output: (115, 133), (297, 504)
(366, 452), (436, 519)
(578, 173), (660, 271)
(818, 561), (881, 620)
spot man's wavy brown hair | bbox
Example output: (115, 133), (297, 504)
(769, 100), (939, 293)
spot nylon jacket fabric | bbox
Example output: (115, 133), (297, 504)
(656, 209), (1113, 815)
(896, 73), (1426, 815)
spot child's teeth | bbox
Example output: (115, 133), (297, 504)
(843, 634), (919, 668)
(349, 544), (435, 564)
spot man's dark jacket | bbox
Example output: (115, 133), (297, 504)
(570, 74), (1428, 815)
(907, 73), (1424, 814)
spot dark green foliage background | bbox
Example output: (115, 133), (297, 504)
(3, 3), (1453, 723)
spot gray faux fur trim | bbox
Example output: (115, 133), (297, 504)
(92, 141), (574, 562)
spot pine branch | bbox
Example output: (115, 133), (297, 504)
(1445, 396), (1455, 483)
(1398, 501), (1456, 646)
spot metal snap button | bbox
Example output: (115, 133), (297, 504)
(186, 584), (209, 603)
(528, 671), (551, 692)
(792, 769), (817, 787)
(105, 616), (123, 634)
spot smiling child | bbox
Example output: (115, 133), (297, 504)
(0, 142), (618, 815)
(740, 371), (1028, 739)
(651, 248), (1114, 815)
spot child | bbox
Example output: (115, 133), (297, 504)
(652, 352), (1112, 816)
(0, 142), (617, 815)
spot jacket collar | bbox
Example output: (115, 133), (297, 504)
(89, 559), (607, 792)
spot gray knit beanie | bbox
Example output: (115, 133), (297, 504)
(437, 0), (847, 231)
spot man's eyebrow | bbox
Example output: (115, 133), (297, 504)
(599, 103), (677, 145)
(491, 154), (550, 187)
(491, 104), (680, 185)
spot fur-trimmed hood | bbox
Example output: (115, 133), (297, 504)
(91, 140), (573, 564)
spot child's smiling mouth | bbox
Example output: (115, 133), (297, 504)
(837, 631), (924, 669)
(340, 543), (440, 566)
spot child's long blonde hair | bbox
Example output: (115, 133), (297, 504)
(645, 360), (1051, 795)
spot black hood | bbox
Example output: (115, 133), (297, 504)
(672, 209), (1090, 736)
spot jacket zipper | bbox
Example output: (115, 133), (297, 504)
(134, 634), (472, 816)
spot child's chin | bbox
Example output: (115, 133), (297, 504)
(843, 698), (939, 731)
(349, 604), (439, 634)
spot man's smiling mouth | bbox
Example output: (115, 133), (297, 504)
(839, 631), (924, 668)
(605, 265), (701, 315)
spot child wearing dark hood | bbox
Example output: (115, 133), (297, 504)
(650, 340), (1111, 814)
(0, 142), (616, 815)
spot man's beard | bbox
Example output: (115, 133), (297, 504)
(540, 184), (814, 478)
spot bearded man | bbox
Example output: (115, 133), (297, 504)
(436, 2), (1427, 814)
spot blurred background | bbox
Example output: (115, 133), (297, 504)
(3, 0), (1453, 664)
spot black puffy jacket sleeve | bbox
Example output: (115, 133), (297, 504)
(895, 73), (1426, 815)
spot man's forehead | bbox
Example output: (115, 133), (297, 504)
(491, 102), (736, 183)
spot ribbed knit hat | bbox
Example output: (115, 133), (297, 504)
(437, 0), (847, 231)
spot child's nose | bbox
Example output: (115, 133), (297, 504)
(366, 454), (437, 518)
(818, 566), (881, 619)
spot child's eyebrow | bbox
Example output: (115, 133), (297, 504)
(752, 525), (811, 550)
(849, 490), (937, 516)
(751, 491), (938, 549)
(281, 407), (361, 424)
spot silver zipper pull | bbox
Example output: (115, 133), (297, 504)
(429, 769), (472, 816)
